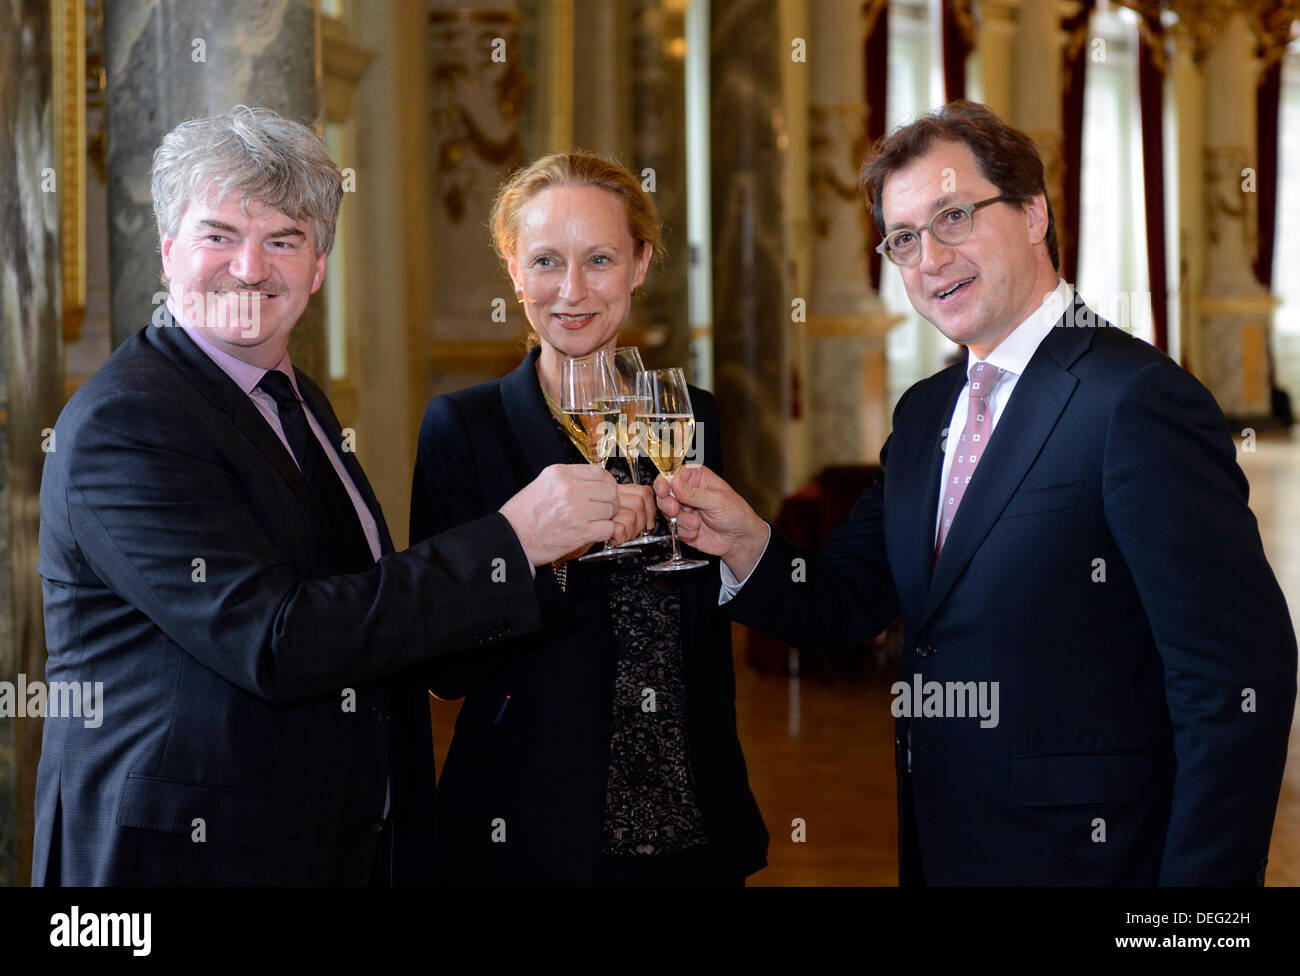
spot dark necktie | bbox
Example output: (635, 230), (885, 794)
(257, 370), (374, 573)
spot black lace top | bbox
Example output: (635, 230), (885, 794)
(543, 400), (709, 856)
(598, 455), (709, 856)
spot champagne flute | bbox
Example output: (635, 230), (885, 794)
(600, 346), (670, 547)
(560, 354), (635, 563)
(636, 367), (708, 573)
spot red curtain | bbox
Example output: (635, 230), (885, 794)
(1255, 28), (1288, 418)
(865, 0), (890, 291)
(1137, 13), (1169, 352)
(1256, 59), (1283, 289)
(1060, 1), (1097, 287)
(942, 1), (975, 103)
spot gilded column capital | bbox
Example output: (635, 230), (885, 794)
(1119, 0), (1298, 66)
(980, 0), (1022, 25)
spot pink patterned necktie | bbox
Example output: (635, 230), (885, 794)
(936, 361), (1007, 558)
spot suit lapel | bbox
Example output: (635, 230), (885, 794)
(144, 318), (318, 514)
(917, 297), (1097, 630)
(296, 371), (396, 555)
(500, 345), (574, 477)
(890, 364), (965, 622)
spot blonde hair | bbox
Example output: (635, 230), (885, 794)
(490, 150), (664, 268)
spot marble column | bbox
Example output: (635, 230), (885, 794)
(629, 0), (691, 373)
(978, 0), (1020, 121)
(562, 1), (689, 373)
(1172, 29), (1204, 375)
(0, 0), (65, 886)
(103, 0), (326, 381)
(569, 0), (627, 153)
(1196, 11), (1274, 421)
(711, 0), (790, 519)
(805, 0), (900, 470)
(425, 0), (528, 398)
(1012, 0), (1067, 243)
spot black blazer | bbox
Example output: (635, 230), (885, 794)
(34, 319), (542, 885)
(726, 297), (1296, 885)
(411, 346), (769, 883)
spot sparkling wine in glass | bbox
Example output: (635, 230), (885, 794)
(635, 367), (708, 573)
(600, 346), (669, 547)
(560, 354), (634, 563)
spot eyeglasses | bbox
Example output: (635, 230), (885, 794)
(875, 196), (1009, 267)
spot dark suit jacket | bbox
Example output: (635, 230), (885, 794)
(410, 346), (769, 884)
(726, 297), (1296, 885)
(34, 319), (542, 885)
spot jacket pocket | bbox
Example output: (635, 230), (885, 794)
(115, 772), (274, 848)
(1011, 751), (1154, 806)
(1000, 481), (1082, 519)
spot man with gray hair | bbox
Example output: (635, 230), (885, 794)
(33, 106), (648, 885)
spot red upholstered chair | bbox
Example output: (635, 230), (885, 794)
(743, 464), (902, 680)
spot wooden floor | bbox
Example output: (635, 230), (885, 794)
(432, 433), (1300, 885)
(1233, 435), (1300, 887)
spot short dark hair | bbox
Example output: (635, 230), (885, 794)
(858, 100), (1059, 270)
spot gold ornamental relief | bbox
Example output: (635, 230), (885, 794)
(1203, 146), (1256, 258)
(809, 105), (869, 240)
(1024, 130), (1065, 258)
(429, 12), (527, 225)
(1115, 0), (1300, 66)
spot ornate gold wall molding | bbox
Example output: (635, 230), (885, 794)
(546, 0), (574, 152)
(1253, 1), (1300, 74)
(429, 6), (526, 225)
(53, 0), (85, 344)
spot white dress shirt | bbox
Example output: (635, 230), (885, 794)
(932, 279), (1072, 542)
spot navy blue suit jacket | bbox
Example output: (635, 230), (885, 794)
(33, 319), (542, 885)
(726, 297), (1296, 885)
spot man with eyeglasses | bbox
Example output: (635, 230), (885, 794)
(655, 100), (1295, 885)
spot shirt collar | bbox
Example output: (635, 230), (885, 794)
(968, 278), (1072, 379)
(167, 295), (298, 397)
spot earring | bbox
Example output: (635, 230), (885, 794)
(515, 291), (525, 304)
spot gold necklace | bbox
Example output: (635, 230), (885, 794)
(541, 384), (563, 419)
(538, 380), (570, 592)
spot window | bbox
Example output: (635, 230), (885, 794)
(1272, 36), (1300, 399)
(1077, 3), (1154, 344)
(883, 0), (957, 409)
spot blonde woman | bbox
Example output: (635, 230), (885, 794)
(411, 152), (768, 885)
